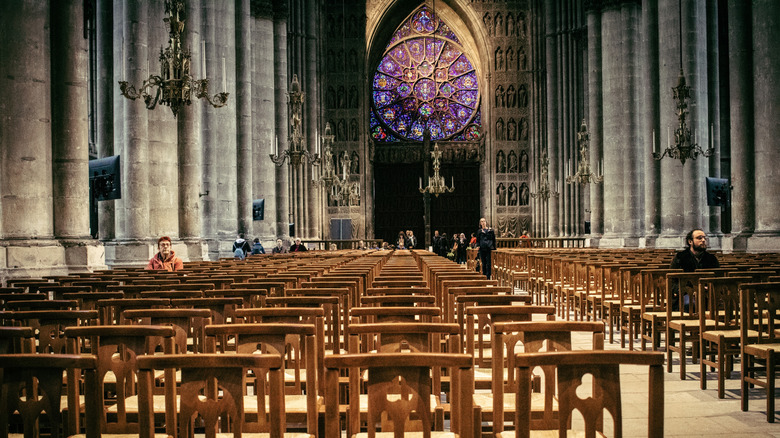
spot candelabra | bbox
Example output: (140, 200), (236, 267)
(269, 74), (319, 167)
(652, 0), (713, 165)
(314, 123), (360, 206)
(419, 143), (454, 197)
(118, 0), (228, 118)
(530, 152), (559, 201)
(566, 120), (603, 184)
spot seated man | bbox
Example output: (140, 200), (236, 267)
(290, 238), (308, 252)
(271, 238), (287, 254)
(669, 228), (719, 310)
(251, 238), (266, 255)
(146, 236), (183, 271)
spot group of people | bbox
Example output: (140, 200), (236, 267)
(432, 231), (470, 264)
(395, 230), (418, 250)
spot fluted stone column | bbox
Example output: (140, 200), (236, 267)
(178, 0), (207, 260)
(236, 0), (253, 238)
(530, 0), (546, 237)
(274, 3), (291, 239)
(727, 0), (753, 248)
(622, 2), (642, 244)
(751, 0), (780, 249)
(641, 0), (661, 243)
(200, 0), (219, 258)
(706, 0), (721, 236)
(251, 2), (277, 243)
(587, 9), (604, 238)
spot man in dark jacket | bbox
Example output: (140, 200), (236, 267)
(669, 228), (719, 310)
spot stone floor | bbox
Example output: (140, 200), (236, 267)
(571, 326), (780, 437)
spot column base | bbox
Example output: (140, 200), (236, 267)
(103, 239), (156, 268)
(180, 238), (211, 262)
(0, 238), (106, 284)
(721, 232), (780, 253)
(597, 234), (641, 248)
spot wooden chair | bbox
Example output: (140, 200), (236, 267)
(665, 271), (715, 378)
(169, 296), (243, 325)
(123, 308), (212, 353)
(135, 354), (302, 438)
(324, 352), (475, 438)
(504, 351), (664, 438)
(0, 354), (100, 438)
(640, 268), (682, 351)
(739, 282), (780, 422)
(4, 310), (98, 354)
(64, 325), (176, 434)
(481, 321), (605, 435)
(698, 276), (754, 398)
(203, 323), (319, 435)
(95, 298), (170, 325)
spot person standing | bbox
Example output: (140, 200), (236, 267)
(457, 233), (468, 264)
(432, 230), (442, 256)
(477, 218), (496, 279)
(146, 236), (183, 271)
(406, 230), (417, 249)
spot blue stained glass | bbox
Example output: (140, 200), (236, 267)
(372, 6), (481, 142)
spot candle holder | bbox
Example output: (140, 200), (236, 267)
(419, 143), (455, 197)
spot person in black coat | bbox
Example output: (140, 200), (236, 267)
(477, 218), (496, 279)
(669, 228), (719, 310)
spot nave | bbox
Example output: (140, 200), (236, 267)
(1, 247), (778, 437)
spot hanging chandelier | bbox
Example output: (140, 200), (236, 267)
(419, 143), (454, 197)
(314, 123), (360, 206)
(531, 152), (558, 201)
(269, 74), (319, 168)
(652, 0), (712, 165)
(118, 0), (228, 118)
(566, 119), (603, 184)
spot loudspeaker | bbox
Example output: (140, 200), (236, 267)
(252, 199), (264, 220)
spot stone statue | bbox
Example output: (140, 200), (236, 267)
(496, 118), (505, 141)
(518, 84), (528, 107)
(506, 47), (514, 71)
(520, 150), (528, 173)
(507, 150), (518, 173)
(520, 118), (529, 140)
(506, 13), (515, 37)
(494, 12), (503, 37)
(495, 47), (504, 71)
(483, 12), (493, 37)
(495, 85), (504, 108)
(507, 118), (517, 141)
(506, 85), (516, 108)
(508, 183), (518, 206)
(497, 182), (506, 206)
(496, 150), (506, 173)
(520, 182), (530, 205)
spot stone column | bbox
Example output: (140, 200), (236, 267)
(273, 3), (291, 238)
(305, 0), (321, 239)
(726, 0), (753, 246)
(97, 0), (115, 240)
(641, 0), (661, 243)
(200, 0), (218, 258)
(587, 8), (604, 237)
(622, 2), (642, 244)
(236, 0), (253, 237)
(706, 0), (721, 236)
(51, 0), (90, 239)
(178, 0), (207, 260)
(545, 0), (560, 237)
(251, 1), (277, 243)
(530, 0), (546, 237)
(751, 0), (780, 248)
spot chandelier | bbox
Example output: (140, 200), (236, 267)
(531, 151), (559, 201)
(566, 120), (603, 184)
(269, 74), (319, 168)
(314, 123), (360, 206)
(419, 143), (454, 197)
(652, 0), (713, 165)
(118, 0), (228, 118)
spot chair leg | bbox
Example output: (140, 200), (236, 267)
(768, 354), (776, 423)
(717, 341), (726, 399)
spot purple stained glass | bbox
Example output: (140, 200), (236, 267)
(379, 58), (403, 77)
(374, 73), (400, 90)
(414, 78), (436, 101)
(451, 72), (478, 90)
(453, 90), (478, 108)
(372, 6), (480, 142)
(465, 125), (480, 140)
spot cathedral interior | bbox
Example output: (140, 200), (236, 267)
(0, 0), (778, 279)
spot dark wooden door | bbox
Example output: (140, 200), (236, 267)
(373, 163), (426, 246)
(430, 163), (481, 246)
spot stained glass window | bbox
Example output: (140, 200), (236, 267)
(370, 6), (481, 142)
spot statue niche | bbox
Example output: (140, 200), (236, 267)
(508, 182), (518, 206)
(497, 182), (506, 206)
(507, 150), (518, 173)
(496, 118), (505, 141)
(496, 150), (506, 174)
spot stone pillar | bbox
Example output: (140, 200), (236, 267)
(236, 0), (253, 237)
(251, 1), (277, 243)
(97, 0), (115, 240)
(273, 3), (291, 238)
(750, 0), (780, 249)
(622, 2), (642, 244)
(178, 0), (207, 260)
(726, 0), (753, 246)
(201, 0), (218, 258)
(530, 0), (546, 237)
(544, 0), (560, 237)
(587, 9), (604, 237)
(109, 0), (153, 265)
(305, 0), (321, 239)
(641, 0), (661, 243)
(706, 0), (721, 236)
(51, 0), (90, 239)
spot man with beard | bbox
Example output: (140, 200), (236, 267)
(669, 228), (719, 310)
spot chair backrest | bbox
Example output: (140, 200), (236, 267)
(0, 354), (100, 438)
(136, 353), (284, 438)
(513, 350), (664, 438)
(5, 309), (99, 354)
(64, 325), (176, 434)
(0, 326), (35, 353)
(698, 276), (752, 331)
(123, 308), (212, 353)
(323, 352), (475, 438)
(739, 282), (780, 345)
